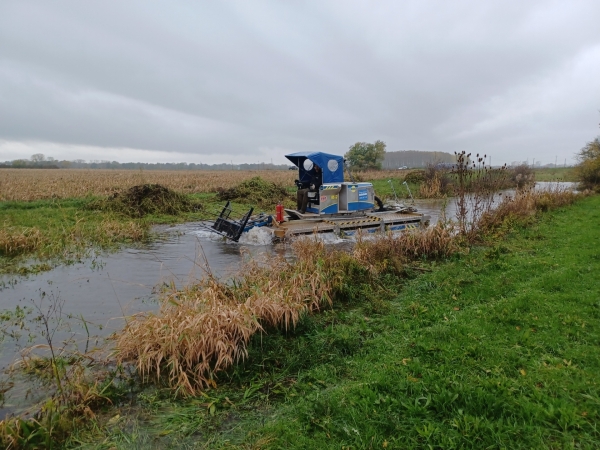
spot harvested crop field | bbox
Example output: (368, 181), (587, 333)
(0, 168), (400, 201)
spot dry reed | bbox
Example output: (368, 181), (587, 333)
(353, 223), (460, 272)
(419, 174), (444, 198)
(0, 218), (146, 259)
(92, 219), (148, 243)
(116, 239), (341, 395)
(0, 226), (43, 256)
(476, 185), (579, 233)
(115, 224), (462, 395)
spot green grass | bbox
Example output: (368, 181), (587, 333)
(371, 178), (419, 201)
(0, 194), (233, 275)
(68, 195), (600, 449)
(533, 167), (577, 182)
(0, 198), (141, 274)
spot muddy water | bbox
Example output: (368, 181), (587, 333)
(0, 227), (283, 364)
(0, 226), (294, 417)
(0, 181), (574, 417)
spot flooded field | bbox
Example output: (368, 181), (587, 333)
(0, 182), (574, 418)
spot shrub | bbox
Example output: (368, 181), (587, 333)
(404, 170), (426, 184)
(576, 137), (600, 191)
(509, 164), (535, 188)
(419, 163), (451, 198)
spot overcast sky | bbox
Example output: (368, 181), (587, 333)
(1, 1), (599, 166)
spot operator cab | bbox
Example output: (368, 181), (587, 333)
(285, 151), (375, 218)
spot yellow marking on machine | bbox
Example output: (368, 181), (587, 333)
(324, 217), (381, 226)
(389, 223), (419, 230)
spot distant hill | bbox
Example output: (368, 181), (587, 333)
(383, 150), (455, 169)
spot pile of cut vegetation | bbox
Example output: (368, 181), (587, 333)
(90, 184), (202, 217)
(216, 176), (293, 208)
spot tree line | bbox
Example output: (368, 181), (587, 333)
(1, 154), (291, 171)
(3, 147), (457, 172)
(344, 141), (455, 170)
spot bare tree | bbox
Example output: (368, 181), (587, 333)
(30, 153), (46, 162)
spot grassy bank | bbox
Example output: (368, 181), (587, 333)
(0, 196), (201, 275)
(533, 167), (577, 182)
(0, 198), (150, 275)
(249, 194), (600, 449)
(0, 187), (278, 275)
(52, 194), (598, 448)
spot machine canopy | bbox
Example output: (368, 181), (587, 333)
(285, 151), (344, 185)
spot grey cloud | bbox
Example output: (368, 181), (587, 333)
(1, 0), (599, 164)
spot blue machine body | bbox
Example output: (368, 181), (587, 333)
(285, 151), (344, 185)
(285, 152), (374, 215)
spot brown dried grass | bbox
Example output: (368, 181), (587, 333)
(116, 239), (342, 395)
(115, 226), (461, 395)
(476, 185), (579, 234)
(419, 174), (444, 198)
(0, 169), (400, 202)
(115, 224), (463, 395)
(0, 226), (43, 256)
(0, 218), (147, 259)
(353, 222), (461, 273)
(93, 219), (148, 243)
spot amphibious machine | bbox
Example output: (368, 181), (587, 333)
(208, 152), (428, 241)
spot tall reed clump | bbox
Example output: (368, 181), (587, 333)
(89, 218), (148, 244)
(418, 164), (451, 198)
(476, 184), (579, 234)
(352, 222), (460, 273)
(115, 239), (344, 395)
(0, 226), (43, 256)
